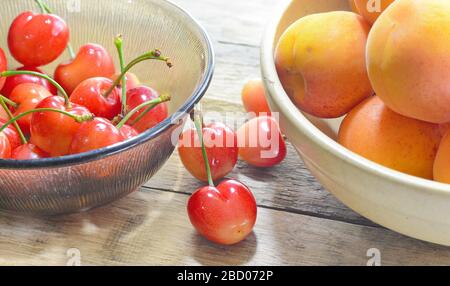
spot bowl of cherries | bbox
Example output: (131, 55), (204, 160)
(0, 0), (214, 215)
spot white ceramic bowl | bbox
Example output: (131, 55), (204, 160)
(261, 0), (450, 246)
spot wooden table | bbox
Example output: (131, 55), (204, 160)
(1, 0), (450, 266)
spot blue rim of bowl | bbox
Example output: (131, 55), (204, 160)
(0, 0), (215, 170)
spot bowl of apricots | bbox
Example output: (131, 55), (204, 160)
(261, 0), (450, 245)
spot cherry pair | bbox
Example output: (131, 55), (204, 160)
(186, 112), (257, 245)
(179, 115), (286, 182)
(69, 79), (168, 130)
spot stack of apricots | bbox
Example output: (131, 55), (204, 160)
(275, 0), (450, 183)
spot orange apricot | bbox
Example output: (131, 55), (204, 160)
(339, 96), (441, 179)
(275, 11), (373, 118)
(366, 0), (450, 124)
(354, 0), (395, 25)
(434, 132), (450, 184)
(241, 79), (271, 116)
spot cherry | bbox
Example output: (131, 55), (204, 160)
(188, 179), (257, 245)
(69, 77), (121, 120)
(237, 116), (286, 168)
(241, 79), (271, 116)
(8, 11), (69, 67)
(0, 96), (27, 150)
(126, 86), (168, 133)
(1, 66), (57, 98)
(69, 118), (124, 154)
(178, 122), (238, 182)
(29, 96), (93, 157)
(0, 132), (11, 159)
(119, 124), (139, 140)
(0, 119), (21, 151)
(186, 111), (257, 245)
(12, 143), (48, 160)
(9, 83), (53, 134)
(111, 72), (140, 93)
(54, 43), (115, 95)
(0, 106), (9, 122)
(0, 48), (7, 91)
(1, 69), (70, 141)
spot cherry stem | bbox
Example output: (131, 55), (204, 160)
(114, 35), (127, 116)
(104, 50), (172, 98)
(1, 71), (71, 108)
(116, 94), (171, 129)
(35, 0), (48, 13)
(34, 0), (76, 59)
(192, 110), (214, 187)
(129, 93), (170, 126)
(0, 95), (18, 109)
(0, 96), (27, 144)
(0, 108), (93, 134)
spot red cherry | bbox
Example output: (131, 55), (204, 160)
(0, 48), (7, 91)
(12, 143), (48, 160)
(69, 118), (124, 154)
(9, 83), (53, 134)
(237, 116), (286, 167)
(178, 122), (238, 182)
(8, 12), (69, 67)
(0, 119), (21, 151)
(55, 43), (115, 95)
(126, 86), (168, 133)
(30, 96), (92, 157)
(241, 79), (271, 116)
(119, 124), (139, 140)
(70, 77), (121, 120)
(0, 132), (11, 159)
(1, 66), (57, 98)
(111, 72), (141, 93)
(187, 179), (257, 245)
(0, 105), (9, 122)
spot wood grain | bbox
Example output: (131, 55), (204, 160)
(172, 0), (284, 105)
(174, 0), (279, 47)
(0, 189), (448, 266)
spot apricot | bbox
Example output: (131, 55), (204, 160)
(339, 96), (441, 179)
(440, 123), (450, 137)
(275, 11), (373, 118)
(434, 132), (450, 184)
(241, 79), (271, 116)
(366, 0), (450, 124)
(354, 0), (395, 25)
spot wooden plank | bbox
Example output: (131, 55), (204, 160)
(145, 98), (375, 227)
(0, 188), (448, 266)
(170, 0), (282, 105)
(173, 0), (281, 47)
(207, 42), (261, 104)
